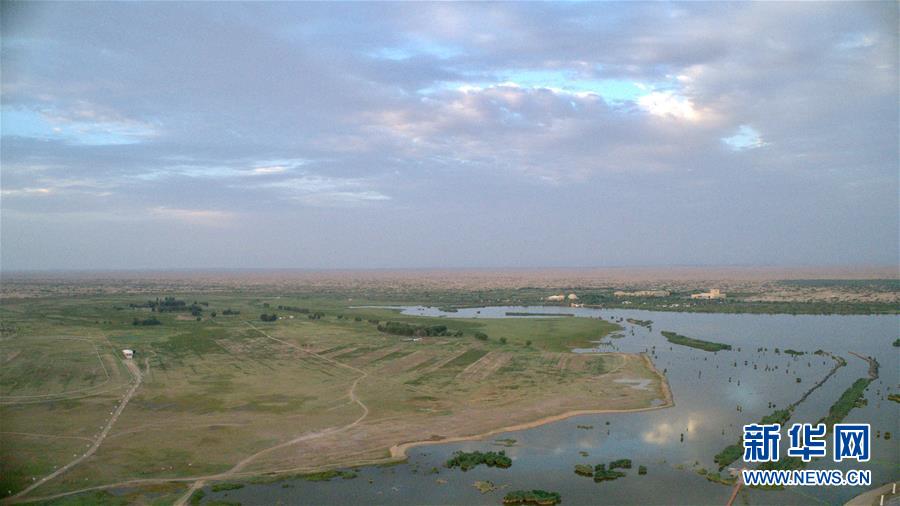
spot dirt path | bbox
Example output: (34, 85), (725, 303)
(173, 322), (370, 506)
(6, 358), (142, 502)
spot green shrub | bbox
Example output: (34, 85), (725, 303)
(445, 450), (512, 471)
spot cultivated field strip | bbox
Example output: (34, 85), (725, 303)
(456, 351), (511, 382)
(417, 348), (476, 375)
(375, 350), (430, 374)
(355, 345), (406, 367)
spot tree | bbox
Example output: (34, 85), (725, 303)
(499, 337), (508, 345)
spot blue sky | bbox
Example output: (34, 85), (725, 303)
(1, 2), (897, 270)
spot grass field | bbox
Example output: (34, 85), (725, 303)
(0, 292), (668, 503)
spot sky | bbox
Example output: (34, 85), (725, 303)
(1, 2), (898, 270)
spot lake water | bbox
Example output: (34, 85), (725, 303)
(203, 307), (899, 505)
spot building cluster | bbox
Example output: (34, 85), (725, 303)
(613, 290), (671, 298)
(546, 293), (579, 302)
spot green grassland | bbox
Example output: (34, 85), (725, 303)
(0, 292), (667, 503)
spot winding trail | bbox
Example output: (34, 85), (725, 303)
(6, 358), (142, 502)
(173, 322), (370, 506)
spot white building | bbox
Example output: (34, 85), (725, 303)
(566, 293), (578, 300)
(691, 289), (726, 300)
(546, 294), (565, 301)
(122, 349), (134, 359)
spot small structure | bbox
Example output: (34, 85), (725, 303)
(566, 293), (578, 300)
(546, 294), (565, 302)
(122, 349), (134, 359)
(691, 289), (726, 300)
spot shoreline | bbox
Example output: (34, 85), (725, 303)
(390, 353), (673, 459)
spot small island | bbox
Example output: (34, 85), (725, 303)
(626, 319), (653, 328)
(574, 464), (593, 477)
(593, 463), (627, 482)
(661, 331), (732, 352)
(574, 458), (633, 482)
(445, 450), (512, 471)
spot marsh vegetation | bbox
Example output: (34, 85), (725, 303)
(503, 489), (562, 505)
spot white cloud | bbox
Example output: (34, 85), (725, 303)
(636, 91), (700, 121)
(256, 174), (390, 207)
(0, 187), (53, 197)
(40, 103), (159, 145)
(133, 158), (310, 181)
(251, 166), (288, 175)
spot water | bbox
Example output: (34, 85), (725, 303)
(204, 307), (899, 505)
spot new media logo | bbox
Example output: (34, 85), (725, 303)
(740, 423), (872, 487)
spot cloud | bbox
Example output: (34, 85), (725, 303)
(251, 166), (287, 175)
(0, 187), (53, 197)
(722, 125), (766, 151)
(2, 104), (158, 145)
(0, 2), (896, 268)
(249, 158), (309, 176)
(299, 190), (391, 207)
(148, 206), (234, 225)
(636, 91), (700, 121)
(255, 174), (391, 207)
